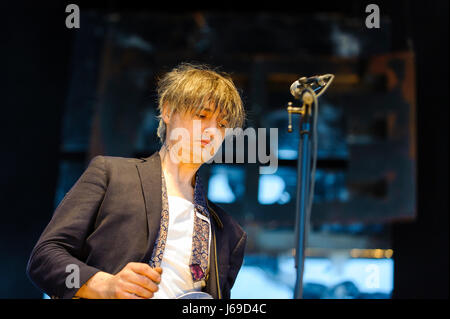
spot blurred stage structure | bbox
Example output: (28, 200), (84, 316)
(55, 10), (416, 298)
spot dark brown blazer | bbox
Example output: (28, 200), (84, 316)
(26, 151), (247, 299)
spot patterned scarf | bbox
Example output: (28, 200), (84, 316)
(149, 170), (210, 283)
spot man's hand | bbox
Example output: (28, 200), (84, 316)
(106, 262), (162, 299)
(76, 262), (162, 299)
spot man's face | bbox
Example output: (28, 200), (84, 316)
(164, 105), (229, 164)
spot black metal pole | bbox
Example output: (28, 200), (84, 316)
(293, 103), (312, 299)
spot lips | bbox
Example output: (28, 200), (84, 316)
(201, 139), (210, 146)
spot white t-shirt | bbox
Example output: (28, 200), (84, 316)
(151, 195), (211, 299)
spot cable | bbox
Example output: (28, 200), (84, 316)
(307, 87), (318, 231)
(308, 74), (333, 215)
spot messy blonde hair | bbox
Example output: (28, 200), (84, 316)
(156, 63), (246, 143)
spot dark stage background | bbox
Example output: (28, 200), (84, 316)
(1, 0), (448, 298)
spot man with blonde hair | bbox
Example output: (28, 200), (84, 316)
(26, 63), (247, 299)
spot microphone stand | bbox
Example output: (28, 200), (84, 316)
(287, 76), (333, 299)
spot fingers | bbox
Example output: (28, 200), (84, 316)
(125, 271), (159, 294)
(120, 281), (155, 299)
(127, 262), (162, 284)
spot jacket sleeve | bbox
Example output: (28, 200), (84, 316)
(224, 231), (247, 299)
(26, 155), (107, 299)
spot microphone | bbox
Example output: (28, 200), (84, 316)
(290, 74), (333, 99)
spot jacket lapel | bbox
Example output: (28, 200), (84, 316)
(204, 201), (225, 299)
(135, 151), (162, 263)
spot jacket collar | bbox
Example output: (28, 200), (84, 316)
(193, 172), (210, 217)
(135, 152), (163, 264)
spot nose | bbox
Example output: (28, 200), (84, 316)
(202, 126), (214, 141)
(202, 123), (223, 142)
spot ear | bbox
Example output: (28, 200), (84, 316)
(161, 103), (171, 124)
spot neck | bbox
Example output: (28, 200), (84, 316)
(159, 144), (201, 188)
